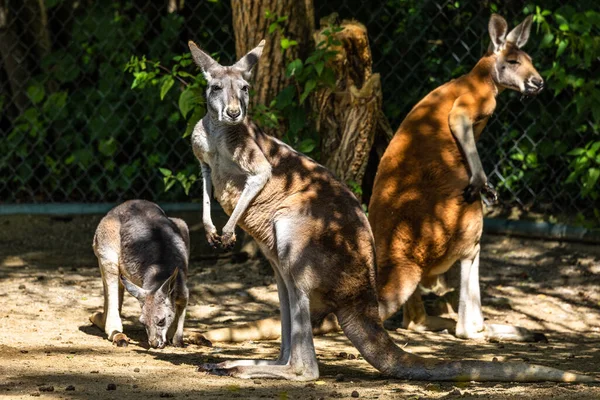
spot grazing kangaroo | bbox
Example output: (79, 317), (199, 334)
(199, 14), (548, 344)
(90, 200), (190, 349)
(187, 37), (592, 382)
(369, 13), (547, 341)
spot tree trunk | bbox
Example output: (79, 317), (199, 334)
(0, 0), (52, 116)
(231, 0), (314, 137)
(312, 18), (393, 201)
(0, 0), (31, 114)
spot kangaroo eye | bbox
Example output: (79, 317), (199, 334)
(507, 59), (520, 65)
(241, 85), (249, 92)
(157, 318), (166, 327)
(211, 85), (222, 91)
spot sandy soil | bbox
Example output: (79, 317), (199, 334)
(0, 212), (599, 399)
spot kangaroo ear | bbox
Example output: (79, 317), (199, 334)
(121, 275), (148, 302)
(158, 267), (179, 298)
(488, 14), (508, 53)
(233, 39), (265, 80)
(188, 41), (220, 80)
(506, 14), (533, 48)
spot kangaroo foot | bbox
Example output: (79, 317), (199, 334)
(112, 332), (130, 347)
(187, 333), (213, 347)
(89, 312), (105, 330)
(403, 315), (456, 333)
(198, 363), (318, 381)
(484, 323), (548, 342)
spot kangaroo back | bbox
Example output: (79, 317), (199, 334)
(91, 200), (190, 349)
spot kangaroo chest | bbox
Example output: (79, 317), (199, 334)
(192, 127), (245, 215)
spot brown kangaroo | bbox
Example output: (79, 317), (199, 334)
(187, 31), (593, 381)
(369, 13), (546, 341)
(199, 13), (549, 343)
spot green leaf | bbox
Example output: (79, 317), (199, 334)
(165, 179), (176, 192)
(27, 84), (45, 105)
(285, 59), (303, 77)
(288, 107), (305, 135)
(99, 138), (118, 157)
(299, 79), (316, 104)
(314, 61), (325, 76)
(298, 138), (316, 154)
(556, 40), (568, 57)
(177, 71), (194, 78)
(183, 107), (204, 138)
(567, 148), (586, 156)
(160, 76), (175, 100)
(586, 168), (600, 191)
(280, 38), (298, 50)
(179, 87), (199, 118)
(159, 168), (172, 177)
(274, 86), (296, 110)
(541, 32), (554, 47)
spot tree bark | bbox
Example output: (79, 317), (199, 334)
(0, 0), (30, 114)
(0, 0), (52, 116)
(312, 18), (393, 201)
(231, 0), (314, 137)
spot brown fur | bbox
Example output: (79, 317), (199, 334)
(189, 32), (593, 382)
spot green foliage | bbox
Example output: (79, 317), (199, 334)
(360, 0), (599, 224)
(126, 10), (342, 195)
(1, 3), (203, 201)
(160, 167), (198, 195)
(257, 12), (341, 158)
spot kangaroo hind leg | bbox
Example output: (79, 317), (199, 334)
(456, 245), (546, 342)
(200, 218), (319, 381)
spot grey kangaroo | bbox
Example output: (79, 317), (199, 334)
(188, 39), (593, 382)
(90, 200), (190, 348)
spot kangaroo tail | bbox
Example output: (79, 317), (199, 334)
(336, 295), (595, 382)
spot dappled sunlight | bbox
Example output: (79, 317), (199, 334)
(1, 213), (599, 397)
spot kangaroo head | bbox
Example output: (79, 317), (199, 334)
(488, 14), (543, 96)
(188, 39), (265, 125)
(121, 268), (179, 349)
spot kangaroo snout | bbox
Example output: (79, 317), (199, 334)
(525, 76), (544, 95)
(149, 337), (166, 349)
(226, 107), (241, 120)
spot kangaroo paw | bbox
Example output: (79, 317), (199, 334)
(112, 333), (130, 347)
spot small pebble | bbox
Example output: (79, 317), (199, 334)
(20, 350), (28, 354)
(337, 352), (347, 359)
(347, 354), (356, 360)
(65, 385), (75, 391)
(253, 380), (262, 385)
(335, 373), (345, 382)
(159, 393), (174, 398)
(39, 386), (54, 392)
(134, 367), (140, 372)
(29, 393), (40, 397)
(107, 383), (116, 391)
(492, 357), (498, 362)
(351, 390), (360, 398)
(90, 370), (99, 374)
(133, 384), (139, 389)
(19, 284), (26, 290)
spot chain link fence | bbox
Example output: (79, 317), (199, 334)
(1, 1), (597, 222)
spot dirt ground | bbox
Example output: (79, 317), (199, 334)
(0, 212), (599, 399)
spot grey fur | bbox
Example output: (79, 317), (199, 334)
(90, 200), (189, 348)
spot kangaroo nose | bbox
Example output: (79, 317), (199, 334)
(226, 108), (241, 119)
(531, 77), (544, 90)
